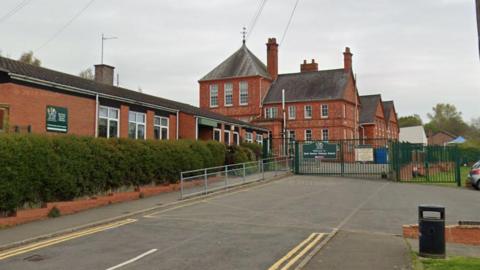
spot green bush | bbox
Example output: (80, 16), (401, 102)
(0, 134), (230, 214)
(240, 142), (263, 160)
(225, 145), (257, 165)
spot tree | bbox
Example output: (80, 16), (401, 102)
(79, 68), (94, 80)
(425, 103), (469, 136)
(398, 114), (423, 128)
(18, 51), (41, 66)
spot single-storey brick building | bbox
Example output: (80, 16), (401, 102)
(0, 57), (268, 144)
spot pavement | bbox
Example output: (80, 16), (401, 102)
(0, 175), (479, 269)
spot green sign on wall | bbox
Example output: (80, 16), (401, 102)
(303, 142), (338, 159)
(46, 106), (68, 133)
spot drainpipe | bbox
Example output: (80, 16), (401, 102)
(195, 116), (198, 140)
(94, 94), (99, 137)
(176, 111), (179, 140)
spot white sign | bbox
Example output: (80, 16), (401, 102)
(355, 147), (374, 162)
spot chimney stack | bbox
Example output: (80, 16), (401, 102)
(300, 59), (318, 72)
(94, 64), (115, 85)
(343, 47), (353, 72)
(266, 38), (278, 80)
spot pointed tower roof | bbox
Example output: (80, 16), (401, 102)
(199, 44), (271, 82)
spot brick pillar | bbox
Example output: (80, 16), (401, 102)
(169, 113), (177, 140)
(146, 110), (155, 139)
(220, 123), (225, 143)
(120, 105), (129, 138)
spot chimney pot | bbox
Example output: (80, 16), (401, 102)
(266, 37), (279, 80)
(300, 58), (318, 73)
(94, 64), (115, 85)
(343, 47), (353, 72)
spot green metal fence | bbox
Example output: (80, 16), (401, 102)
(289, 139), (461, 185)
(390, 142), (461, 185)
(293, 139), (392, 179)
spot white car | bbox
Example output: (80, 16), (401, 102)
(468, 161), (480, 189)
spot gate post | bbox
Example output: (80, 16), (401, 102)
(455, 146), (461, 187)
(294, 141), (300, 174)
(340, 142), (345, 177)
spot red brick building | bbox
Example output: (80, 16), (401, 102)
(382, 101), (399, 140)
(199, 38), (400, 152)
(427, 130), (456, 146)
(0, 57), (268, 144)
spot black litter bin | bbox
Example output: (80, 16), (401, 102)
(418, 205), (445, 258)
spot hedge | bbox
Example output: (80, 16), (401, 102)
(240, 142), (263, 160)
(0, 135), (228, 214)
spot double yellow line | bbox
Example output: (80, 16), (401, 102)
(0, 218), (137, 261)
(268, 232), (324, 270)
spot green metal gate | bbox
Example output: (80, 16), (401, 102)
(292, 139), (461, 185)
(390, 142), (461, 185)
(293, 139), (392, 179)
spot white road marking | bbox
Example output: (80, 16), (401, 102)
(106, 249), (157, 270)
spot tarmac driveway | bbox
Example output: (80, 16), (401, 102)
(1, 175), (479, 270)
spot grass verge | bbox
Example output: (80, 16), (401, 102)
(420, 256), (480, 270)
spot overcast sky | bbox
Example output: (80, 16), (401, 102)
(1, 0), (479, 122)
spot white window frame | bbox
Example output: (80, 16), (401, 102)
(224, 83), (233, 106)
(98, 105), (120, 138)
(239, 81), (248, 105)
(245, 132), (253, 143)
(256, 134), (263, 144)
(265, 107), (278, 119)
(128, 111), (146, 140)
(304, 105), (312, 119)
(213, 128), (222, 142)
(288, 106), (296, 120)
(224, 130), (231, 145)
(154, 116), (169, 140)
(321, 104), (329, 118)
(322, 129), (329, 141)
(288, 130), (296, 141)
(305, 129), (312, 141)
(210, 84), (218, 108)
(233, 131), (240, 145)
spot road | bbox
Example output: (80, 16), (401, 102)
(1, 175), (480, 270)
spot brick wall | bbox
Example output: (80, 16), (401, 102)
(0, 82), (96, 136)
(199, 76), (272, 121)
(262, 99), (357, 141)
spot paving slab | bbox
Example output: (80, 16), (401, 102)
(304, 230), (412, 270)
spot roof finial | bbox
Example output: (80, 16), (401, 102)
(241, 26), (247, 44)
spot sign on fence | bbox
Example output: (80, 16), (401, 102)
(46, 106), (68, 133)
(355, 147), (374, 162)
(303, 142), (338, 159)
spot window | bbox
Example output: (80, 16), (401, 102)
(256, 134), (263, 144)
(288, 130), (296, 141)
(343, 104), (346, 119)
(288, 106), (296, 120)
(210, 84), (218, 107)
(321, 104), (329, 118)
(265, 107), (278, 119)
(224, 130), (231, 145)
(224, 83), (233, 106)
(233, 132), (240, 145)
(213, 128), (222, 142)
(128, 111), (146, 139)
(245, 132), (253, 143)
(98, 106), (119, 138)
(0, 107), (7, 132)
(304, 105), (312, 119)
(322, 129), (329, 141)
(239, 81), (248, 105)
(305, 129), (312, 141)
(154, 116), (169, 140)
